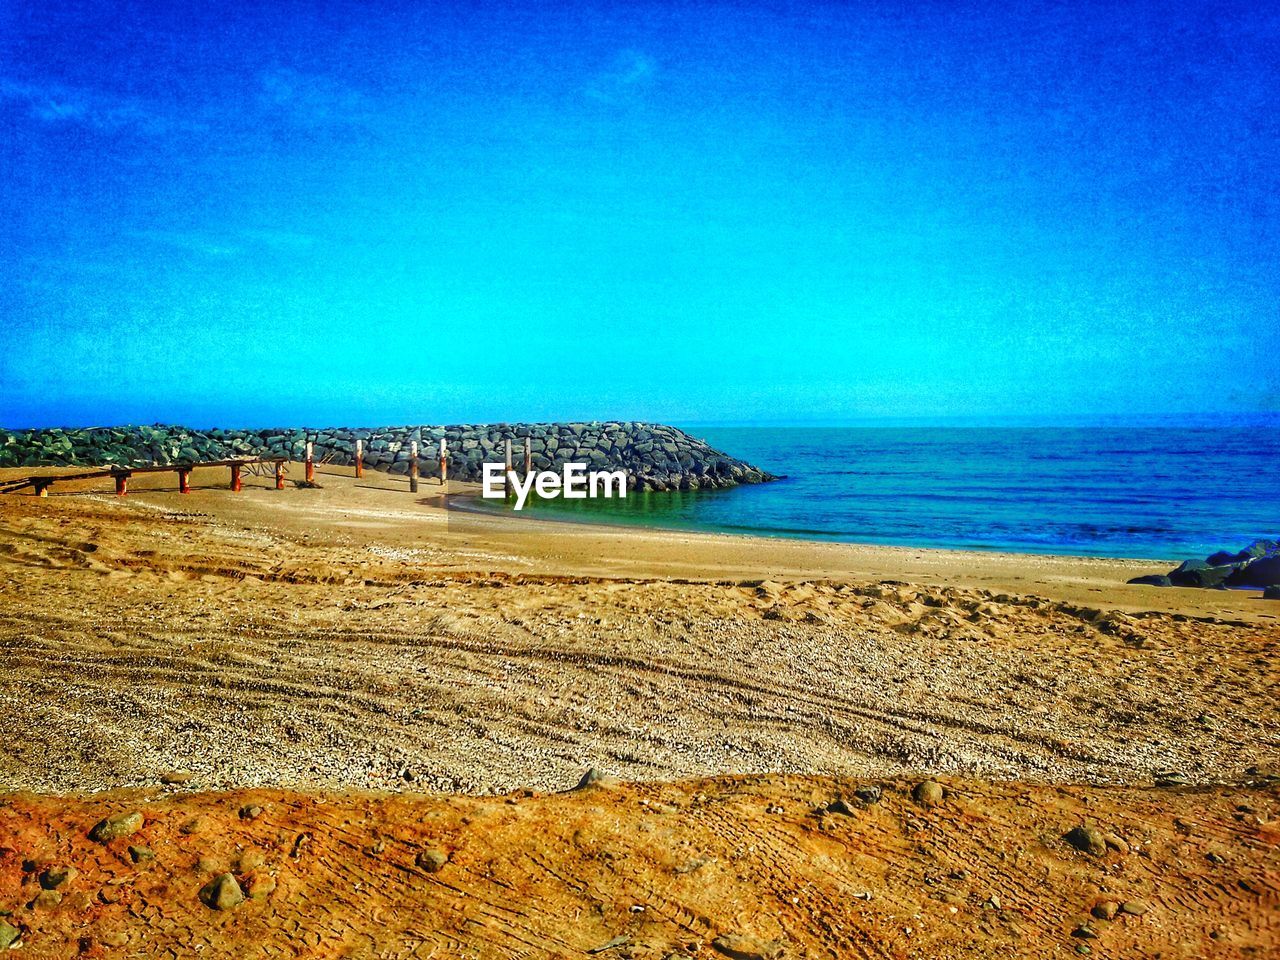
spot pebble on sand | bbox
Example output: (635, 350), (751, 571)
(1092, 900), (1120, 920)
(29, 889), (62, 910)
(39, 865), (78, 889)
(574, 767), (619, 790)
(912, 780), (945, 807)
(0, 920), (21, 949)
(416, 848), (449, 873)
(89, 811), (144, 843)
(712, 933), (786, 960)
(199, 872), (246, 910)
(1064, 825), (1108, 857)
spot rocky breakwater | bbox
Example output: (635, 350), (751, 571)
(0, 423), (775, 492)
(1129, 538), (1280, 596)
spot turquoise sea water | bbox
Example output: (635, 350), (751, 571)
(477, 427), (1279, 560)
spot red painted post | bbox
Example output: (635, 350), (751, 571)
(409, 440), (419, 493)
(504, 439), (513, 499)
(354, 438), (364, 479)
(178, 468), (191, 494)
(114, 471), (129, 496)
(305, 442), (315, 483)
(524, 436), (532, 477)
(230, 464), (242, 492)
(275, 461), (285, 490)
(439, 438), (448, 486)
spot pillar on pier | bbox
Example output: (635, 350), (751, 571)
(409, 441), (419, 493)
(439, 438), (448, 486)
(230, 464), (242, 492)
(275, 461), (285, 490)
(114, 472), (130, 496)
(355, 438), (364, 479)
(178, 468), (191, 494)
(305, 442), (315, 483)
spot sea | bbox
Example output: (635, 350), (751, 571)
(495, 426), (1279, 561)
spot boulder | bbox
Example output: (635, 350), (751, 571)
(1227, 557), (1280, 588)
(1127, 575), (1171, 587)
(1168, 565), (1235, 589)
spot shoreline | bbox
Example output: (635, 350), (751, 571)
(447, 488), (1194, 566)
(3, 462), (1272, 625)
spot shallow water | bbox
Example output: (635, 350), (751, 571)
(483, 427), (1279, 560)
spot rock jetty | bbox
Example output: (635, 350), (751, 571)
(0, 423), (775, 492)
(1128, 538), (1280, 592)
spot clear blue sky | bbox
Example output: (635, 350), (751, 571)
(2, 0), (1277, 428)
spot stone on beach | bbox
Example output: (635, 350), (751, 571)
(415, 848), (448, 873)
(39, 865), (77, 889)
(1064, 825), (1108, 856)
(89, 810), (144, 842)
(912, 780), (945, 806)
(199, 872), (246, 910)
(712, 933), (786, 960)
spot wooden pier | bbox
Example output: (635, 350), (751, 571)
(2, 436), (455, 497)
(0, 457), (289, 497)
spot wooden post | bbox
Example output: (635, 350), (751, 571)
(35, 480), (50, 498)
(178, 468), (191, 494)
(354, 438), (364, 479)
(439, 438), (448, 486)
(523, 436), (532, 477)
(305, 442), (315, 483)
(409, 441), (419, 493)
(230, 464), (242, 492)
(504, 439), (513, 499)
(275, 461), (285, 490)
(114, 471), (130, 496)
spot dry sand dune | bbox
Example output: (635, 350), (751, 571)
(0, 464), (1277, 957)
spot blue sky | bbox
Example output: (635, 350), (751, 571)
(2, 0), (1277, 427)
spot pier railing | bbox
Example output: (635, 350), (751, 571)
(1, 438), (454, 497)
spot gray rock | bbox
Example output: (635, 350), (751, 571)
(199, 872), (245, 910)
(415, 848), (448, 873)
(0, 920), (19, 949)
(90, 811), (144, 842)
(39, 865), (77, 889)
(711, 933), (785, 960)
(1064, 824), (1108, 856)
(574, 766), (619, 790)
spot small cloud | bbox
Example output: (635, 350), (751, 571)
(585, 50), (657, 104)
(127, 228), (318, 260)
(257, 67), (370, 127)
(0, 78), (206, 136)
(240, 228), (316, 252)
(129, 230), (242, 259)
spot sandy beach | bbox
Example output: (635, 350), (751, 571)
(1, 463), (1277, 957)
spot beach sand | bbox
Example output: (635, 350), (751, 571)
(0, 462), (1276, 957)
